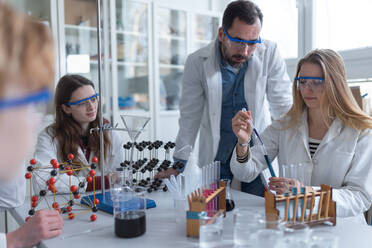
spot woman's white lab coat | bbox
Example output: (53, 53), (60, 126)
(32, 127), (124, 193)
(231, 111), (372, 219)
(173, 39), (292, 167)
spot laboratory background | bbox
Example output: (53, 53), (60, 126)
(1, 0), (372, 247)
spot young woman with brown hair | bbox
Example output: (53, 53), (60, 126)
(33, 74), (124, 193)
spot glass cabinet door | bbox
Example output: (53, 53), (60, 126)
(6, 0), (51, 23)
(192, 13), (219, 52)
(63, 0), (112, 115)
(156, 7), (187, 111)
(115, 0), (149, 111)
(64, 0), (99, 85)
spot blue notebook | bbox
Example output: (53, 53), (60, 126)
(81, 192), (156, 214)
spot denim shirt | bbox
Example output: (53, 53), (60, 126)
(214, 41), (249, 179)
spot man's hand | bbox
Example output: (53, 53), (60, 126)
(155, 168), (179, 179)
(7, 209), (63, 248)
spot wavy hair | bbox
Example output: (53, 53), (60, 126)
(47, 75), (111, 168)
(284, 49), (372, 131)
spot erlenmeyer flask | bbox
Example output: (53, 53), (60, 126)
(222, 179), (235, 211)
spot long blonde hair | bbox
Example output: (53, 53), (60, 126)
(0, 3), (54, 95)
(285, 49), (372, 131)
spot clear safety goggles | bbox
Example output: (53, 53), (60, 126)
(0, 88), (51, 114)
(65, 93), (99, 108)
(224, 29), (262, 50)
(295, 77), (325, 90)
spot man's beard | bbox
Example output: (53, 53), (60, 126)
(220, 42), (249, 69)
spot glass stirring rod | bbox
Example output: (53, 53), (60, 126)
(241, 108), (276, 177)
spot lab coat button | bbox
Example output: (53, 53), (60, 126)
(313, 158), (317, 164)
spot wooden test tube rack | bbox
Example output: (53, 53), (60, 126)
(265, 184), (336, 227)
(186, 180), (226, 237)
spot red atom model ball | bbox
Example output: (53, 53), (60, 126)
(86, 176), (93, 183)
(68, 154), (74, 160)
(31, 195), (38, 202)
(50, 159), (57, 165)
(66, 206), (72, 212)
(90, 214), (97, 222)
(25, 216), (31, 222)
(92, 157), (98, 163)
(25, 173), (32, 179)
(49, 177), (56, 185)
(30, 159), (36, 165)
(70, 185), (77, 193)
(89, 170), (96, 177)
(94, 199), (100, 205)
(68, 213), (75, 219)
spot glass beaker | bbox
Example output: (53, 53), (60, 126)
(198, 210), (224, 248)
(233, 208), (263, 247)
(255, 213), (285, 248)
(221, 179), (234, 212)
(112, 185), (147, 238)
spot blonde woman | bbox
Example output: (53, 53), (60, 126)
(0, 3), (63, 247)
(231, 49), (372, 221)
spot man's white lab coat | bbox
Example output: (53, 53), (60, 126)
(174, 39), (293, 167)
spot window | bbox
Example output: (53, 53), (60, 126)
(314, 0), (372, 51)
(254, 0), (298, 59)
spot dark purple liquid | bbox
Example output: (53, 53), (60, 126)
(226, 199), (235, 212)
(115, 211), (146, 238)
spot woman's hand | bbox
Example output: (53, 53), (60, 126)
(268, 177), (303, 194)
(232, 110), (253, 144)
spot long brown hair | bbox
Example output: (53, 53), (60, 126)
(47, 75), (111, 167)
(284, 49), (372, 131)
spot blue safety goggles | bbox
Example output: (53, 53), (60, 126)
(224, 29), (262, 45)
(65, 93), (99, 106)
(295, 76), (325, 90)
(0, 88), (51, 111)
(294, 76), (324, 81)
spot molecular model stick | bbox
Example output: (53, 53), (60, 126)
(25, 154), (99, 222)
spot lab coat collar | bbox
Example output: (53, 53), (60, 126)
(298, 109), (342, 156)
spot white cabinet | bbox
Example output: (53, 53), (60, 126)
(9, 0), (221, 142)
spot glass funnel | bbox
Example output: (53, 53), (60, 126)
(120, 115), (150, 185)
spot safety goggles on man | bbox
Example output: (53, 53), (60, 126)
(0, 88), (51, 114)
(223, 29), (262, 50)
(65, 93), (99, 108)
(295, 77), (325, 91)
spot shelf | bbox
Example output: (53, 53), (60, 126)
(88, 60), (147, 67)
(117, 61), (147, 67)
(159, 63), (184, 69)
(159, 34), (185, 41)
(65, 24), (97, 32)
(116, 30), (147, 37)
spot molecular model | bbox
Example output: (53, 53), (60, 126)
(121, 141), (184, 193)
(25, 154), (99, 222)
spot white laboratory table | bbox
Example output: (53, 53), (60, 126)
(10, 190), (372, 248)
